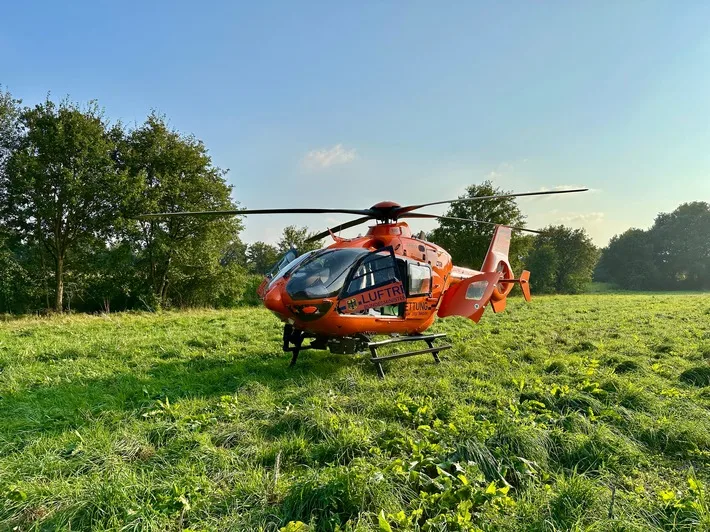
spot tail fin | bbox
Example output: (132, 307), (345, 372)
(482, 225), (513, 275)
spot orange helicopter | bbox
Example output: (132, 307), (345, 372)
(142, 188), (586, 376)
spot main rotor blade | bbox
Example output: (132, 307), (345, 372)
(395, 188), (588, 216)
(306, 216), (374, 242)
(138, 207), (373, 219)
(401, 213), (544, 234)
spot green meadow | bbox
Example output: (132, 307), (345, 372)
(1, 293), (709, 531)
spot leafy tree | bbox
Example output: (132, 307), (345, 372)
(0, 88), (31, 313)
(595, 229), (657, 289)
(76, 241), (138, 312)
(222, 237), (248, 267)
(0, 229), (38, 313)
(524, 225), (598, 294)
(0, 86), (22, 179)
(650, 202), (710, 289)
(428, 181), (527, 271)
(598, 202), (710, 290)
(120, 113), (241, 307)
(524, 243), (559, 293)
(277, 225), (323, 254)
(246, 241), (280, 274)
(1, 98), (127, 311)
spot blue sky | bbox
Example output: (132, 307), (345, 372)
(2, 2), (709, 245)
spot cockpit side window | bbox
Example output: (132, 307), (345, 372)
(268, 249), (297, 279)
(342, 249), (400, 297)
(407, 263), (432, 296)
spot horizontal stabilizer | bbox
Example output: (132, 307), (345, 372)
(498, 270), (531, 302)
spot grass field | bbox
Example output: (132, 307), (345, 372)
(1, 293), (710, 531)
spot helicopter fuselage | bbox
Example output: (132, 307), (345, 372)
(261, 221), (506, 337)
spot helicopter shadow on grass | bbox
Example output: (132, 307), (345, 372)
(0, 345), (360, 449)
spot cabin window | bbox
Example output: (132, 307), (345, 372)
(465, 280), (488, 300)
(408, 263), (432, 296)
(344, 250), (399, 295)
(339, 248), (404, 317)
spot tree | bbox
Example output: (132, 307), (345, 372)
(524, 225), (599, 293)
(277, 225), (323, 254)
(120, 113), (241, 307)
(595, 229), (657, 289)
(2, 98), (127, 311)
(597, 202), (710, 291)
(0, 228), (37, 313)
(650, 202), (710, 289)
(0, 88), (32, 313)
(428, 181), (527, 270)
(0, 86), (22, 180)
(222, 237), (248, 268)
(246, 241), (279, 275)
(523, 243), (559, 293)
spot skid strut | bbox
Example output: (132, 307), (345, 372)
(282, 324), (327, 367)
(368, 333), (451, 378)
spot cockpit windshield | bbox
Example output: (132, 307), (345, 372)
(286, 248), (370, 300)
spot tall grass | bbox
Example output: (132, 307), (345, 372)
(1, 294), (709, 530)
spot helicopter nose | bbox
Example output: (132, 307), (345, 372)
(263, 286), (288, 316)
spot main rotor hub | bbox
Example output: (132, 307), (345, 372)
(370, 201), (401, 210)
(370, 200), (402, 222)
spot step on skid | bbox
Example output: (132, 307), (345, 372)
(368, 333), (451, 378)
(282, 324), (451, 378)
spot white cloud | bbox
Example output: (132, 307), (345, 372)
(485, 170), (502, 180)
(557, 212), (605, 223)
(302, 144), (357, 170)
(484, 162), (514, 181)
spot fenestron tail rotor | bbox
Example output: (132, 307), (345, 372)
(138, 187), (588, 238)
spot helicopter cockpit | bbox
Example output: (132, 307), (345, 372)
(285, 248), (370, 300)
(265, 245), (433, 318)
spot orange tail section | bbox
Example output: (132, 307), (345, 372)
(438, 225), (531, 322)
(481, 225), (513, 275)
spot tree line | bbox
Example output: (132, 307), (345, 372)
(427, 181), (600, 295)
(594, 201), (710, 290)
(0, 88), (323, 313)
(427, 182), (710, 293)
(1, 88), (706, 315)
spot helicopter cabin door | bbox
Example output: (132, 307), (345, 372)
(337, 247), (406, 316)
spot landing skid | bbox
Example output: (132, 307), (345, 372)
(282, 324), (451, 378)
(368, 333), (451, 378)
